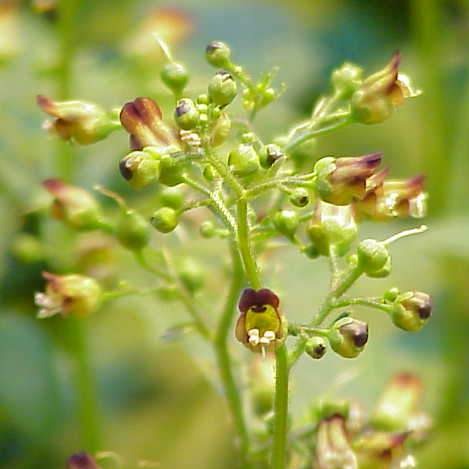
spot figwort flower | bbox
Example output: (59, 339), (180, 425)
(43, 179), (101, 230)
(120, 97), (180, 151)
(37, 95), (120, 145)
(351, 52), (421, 124)
(315, 153), (383, 206)
(391, 291), (432, 332)
(67, 452), (100, 469)
(35, 272), (102, 319)
(235, 288), (285, 353)
(328, 317), (369, 358)
(315, 415), (357, 469)
(354, 175), (427, 220)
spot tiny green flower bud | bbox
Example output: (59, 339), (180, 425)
(205, 40), (231, 68)
(383, 287), (400, 303)
(203, 164), (217, 181)
(235, 288), (286, 353)
(174, 98), (199, 130)
(357, 239), (390, 275)
(305, 336), (327, 359)
(210, 112), (231, 146)
(119, 151), (161, 189)
(11, 233), (45, 263)
(208, 71), (237, 107)
(371, 372), (423, 431)
(35, 272), (102, 319)
(200, 220), (216, 238)
(332, 62), (363, 98)
(160, 187), (184, 210)
(178, 257), (204, 293)
(160, 61), (189, 95)
(67, 452), (101, 469)
(150, 207), (179, 233)
(273, 210), (300, 239)
(116, 209), (150, 251)
(43, 179), (102, 230)
(328, 316), (368, 358)
(315, 153), (383, 206)
(366, 256), (391, 278)
(37, 95), (120, 145)
(228, 144), (260, 176)
(302, 243), (320, 259)
(289, 188), (310, 207)
(391, 291), (432, 332)
(196, 93), (209, 105)
(260, 143), (284, 168)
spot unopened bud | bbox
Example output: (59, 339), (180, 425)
(119, 151), (161, 189)
(273, 210), (300, 239)
(357, 239), (390, 275)
(260, 143), (284, 168)
(175, 98), (199, 130)
(208, 71), (237, 106)
(161, 62), (189, 95)
(332, 62), (363, 98)
(151, 207), (179, 233)
(391, 291), (432, 332)
(228, 144), (260, 176)
(328, 316), (368, 358)
(160, 187), (184, 210)
(116, 209), (150, 251)
(205, 41), (231, 68)
(289, 188), (310, 207)
(305, 336), (327, 359)
(200, 220), (216, 238)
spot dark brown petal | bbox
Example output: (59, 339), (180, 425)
(67, 452), (100, 469)
(42, 178), (66, 197)
(238, 288), (258, 312)
(37, 94), (57, 116)
(256, 288), (280, 309)
(238, 288), (280, 312)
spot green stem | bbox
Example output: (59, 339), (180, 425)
(214, 245), (251, 467)
(65, 318), (101, 451)
(272, 344), (289, 469)
(289, 266), (362, 367)
(237, 198), (261, 289)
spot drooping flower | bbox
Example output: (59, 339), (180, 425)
(315, 153), (383, 206)
(354, 175), (427, 220)
(328, 316), (369, 358)
(235, 288), (285, 353)
(42, 179), (102, 230)
(120, 97), (180, 151)
(36, 95), (120, 145)
(351, 52), (421, 124)
(35, 272), (102, 319)
(390, 291), (432, 332)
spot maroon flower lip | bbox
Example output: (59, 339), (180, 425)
(238, 288), (280, 313)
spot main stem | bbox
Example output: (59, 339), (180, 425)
(214, 245), (251, 467)
(55, 0), (102, 451)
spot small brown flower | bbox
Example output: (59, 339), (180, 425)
(235, 288), (285, 353)
(120, 97), (180, 151)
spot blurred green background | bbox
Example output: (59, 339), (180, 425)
(1, 0), (469, 468)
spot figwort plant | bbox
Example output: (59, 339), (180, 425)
(35, 38), (432, 469)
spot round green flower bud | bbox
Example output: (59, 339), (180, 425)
(228, 144), (260, 176)
(200, 220), (216, 238)
(160, 62), (189, 95)
(197, 94), (209, 105)
(305, 336), (327, 359)
(175, 98), (199, 130)
(357, 239), (390, 275)
(367, 256), (391, 278)
(178, 258), (204, 293)
(160, 187), (184, 210)
(391, 292), (432, 332)
(328, 316), (368, 359)
(158, 153), (185, 186)
(208, 71), (237, 107)
(302, 243), (320, 259)
(116, 209), (150, 251)
(332, 62), (363, 98)
(119, 151), (161, 189)
(383, 287), (400, 303)
(203, 164), (217, 181)
(289, 188), (310, 208)
(151, 207), (179, 233)
(273, 210), (300, 239)
(205, 41), (231, 68)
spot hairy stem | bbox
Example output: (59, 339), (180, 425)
(214, 245), (251, 467)
(272, 344), (289, 469)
